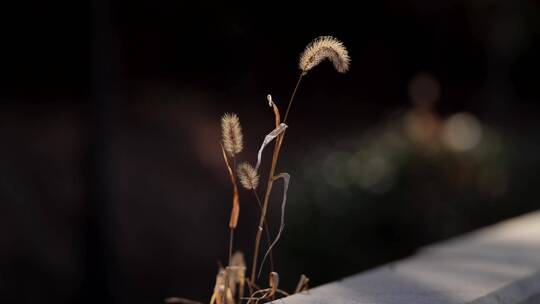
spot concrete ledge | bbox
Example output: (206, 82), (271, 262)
(275, 211), (540, 304)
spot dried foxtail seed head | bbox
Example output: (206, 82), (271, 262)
(226, 251), (246, 298)
(237, 162), (259, 190)
(210, 268), (234, 304)
(299, 36), (350, 74)
(221, 113), (243, 156)
(231, 251), (246, 268)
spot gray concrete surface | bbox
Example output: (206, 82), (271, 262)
(274, 211), (540, 303)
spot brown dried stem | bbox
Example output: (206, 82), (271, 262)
(250, 74), (303, 283)
(221, 145), (240, 265)
(252, 190), (274, 273)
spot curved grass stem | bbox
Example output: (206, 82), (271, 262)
(250, 73), (303, 283)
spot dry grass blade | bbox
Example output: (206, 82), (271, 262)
(268, 272), (279, 296)
(268, 94), (286, 155)
(267, 94), (281, 127)
(255, 123), (288, 172)
(220, 144), (240, 229)
(294, 274), (310, 294)
(258, 173), (290, 278)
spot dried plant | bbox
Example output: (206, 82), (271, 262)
(210, 267), (235, 304)
(220, 114), (244, 265)
(244, 272), (289, 304)
(228, 251), (247, 298)
(167, 36), (349, 304)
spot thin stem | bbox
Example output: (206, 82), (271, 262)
(283, 73), (304, 124)
(252, 190), (274, 273)
(228, 228), (234, 265)
(228, 156), (237, 265)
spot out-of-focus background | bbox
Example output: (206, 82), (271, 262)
(1, 1), (539, 303)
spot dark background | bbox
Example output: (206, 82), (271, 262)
(1, 0), (539, 303)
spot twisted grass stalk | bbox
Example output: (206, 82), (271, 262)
(250, 73), (303, 283)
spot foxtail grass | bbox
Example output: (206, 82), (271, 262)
(167, 35), (350, 304)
